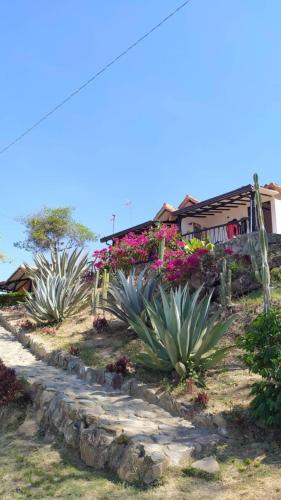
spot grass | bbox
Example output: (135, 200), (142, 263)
(78, 345), (105, 368)
(1, 403), (281, 499)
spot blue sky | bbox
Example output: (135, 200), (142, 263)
(1, 0), (281, 279)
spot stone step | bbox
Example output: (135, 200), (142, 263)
(0, 326), (221, 485)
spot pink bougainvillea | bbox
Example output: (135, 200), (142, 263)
(92, 224), (211, 282)
(162, 247), (208, 282)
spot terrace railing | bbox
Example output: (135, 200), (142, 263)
(182, 217), (250, 244)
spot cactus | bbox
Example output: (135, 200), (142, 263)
(102, 269), (110, 301)
(220, 257), (232, 307)
(158, 237), (165, 267)
(92, 269), (100, 315)
(252, 173), (271, 313)
(248, 240), (262, 283)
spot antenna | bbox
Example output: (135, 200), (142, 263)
(124, 200), (133, 226)
(110, 214), (116, 234)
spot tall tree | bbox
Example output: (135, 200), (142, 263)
(14, 207), (97, 252)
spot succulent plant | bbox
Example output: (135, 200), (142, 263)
(128, 284), (233, 382)
(254, 173), (271, 312)
(24, 248), (91, 324)
(248, 174), (271, 313)
(220, 258), (232, 307)
(103, 267), (159, 325)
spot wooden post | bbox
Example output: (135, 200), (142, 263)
(250, 191), (257, 232)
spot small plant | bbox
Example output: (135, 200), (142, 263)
(194, 391), (209, 407)
(237, 309), (281, 426)
(19, 319), (34, 331)
(184, 238), (214, 254)
(68, 346), (80, 357)
(271, 267), (281, 284)
(93, 316), (108, 333)
(106, 356), (132, 376)
(0, 359), (26, 405)
(129, 284), (233, 384)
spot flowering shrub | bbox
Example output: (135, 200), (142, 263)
(162, 247), (209, 282)
(0, 359), (26, 405)
(93, 225), (213, 283)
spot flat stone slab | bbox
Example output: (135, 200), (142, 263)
(0, 325), (220, 484)
(191, 456), (220, 475)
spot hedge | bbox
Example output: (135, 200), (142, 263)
(0, 291), (26, 307)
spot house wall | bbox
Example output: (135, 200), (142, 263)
(270, 194), (281, 234)
(181, 193), (281, 239)
(180, 204), (249, 237)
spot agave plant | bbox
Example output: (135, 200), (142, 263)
(103, 268), (159, 325)
(25, 249), (91, 324)
(128, 284), (233, 382)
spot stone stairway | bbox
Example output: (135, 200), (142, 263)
(0, 326), (220, 485)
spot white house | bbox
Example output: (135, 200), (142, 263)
(100, 182), (281, 245)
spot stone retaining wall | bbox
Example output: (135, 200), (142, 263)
(0, 324), (221, 485)
(0, 314), (227, 437)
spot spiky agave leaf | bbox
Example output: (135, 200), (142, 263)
(25, 248), (90, 324)
(128, 284), (233, 379)
(103, 267), (159, 324)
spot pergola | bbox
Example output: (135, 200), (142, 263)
(173, 184), (258, 230)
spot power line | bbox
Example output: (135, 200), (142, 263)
(0, 0), (192, 156)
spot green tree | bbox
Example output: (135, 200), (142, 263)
(14, 207), (97, 252)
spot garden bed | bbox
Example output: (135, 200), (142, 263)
(3, 289), (281, 427)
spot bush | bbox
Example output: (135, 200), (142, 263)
(271, 267), (281, 284)
(0, 291), (26, 308)
(0, 359), (25, 405)
(250, 381), (281, 427)
(237, 309), (281, 426)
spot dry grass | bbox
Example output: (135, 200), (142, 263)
(0, 403), (281, 499)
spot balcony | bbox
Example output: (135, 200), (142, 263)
(182, 217), (251, 244)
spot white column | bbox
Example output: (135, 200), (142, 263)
(270, 196), (281, 234)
